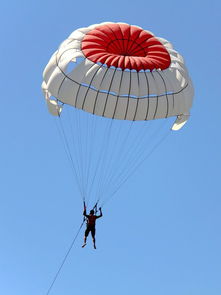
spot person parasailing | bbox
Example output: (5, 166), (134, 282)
(82, 202), (103, 249)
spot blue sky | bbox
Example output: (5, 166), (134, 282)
(1, 0), (221, 294)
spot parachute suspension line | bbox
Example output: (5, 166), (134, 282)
(86, 117), (113, 207)
(66, 108), (84, 197)
(94, 118), (114, 206)
(116, 121), (164, 182)
(97, 120), (135, 201)
(45, 219), (85, 295)
(82, 115), (97, 208)
(96, 69), (125, 201)
(67, 107), (98, 203)
(93, 68), (118, 205)
(84, 111), (96, 203)
(88, 114), (105, 207)
(93, 202), (98, 214)
(100, 129), (171, 208)
(98, 121), (148, 199)
(98, 68), (143, 201)
(118, 121), (163, 185)
(80, 115), (99, 208)
(98, 119), (152, 201)
(87, 114), (103, 207)
(74, 108), (86, 200)
(83, 108), (93, 201)
(82, 114), (99, 207)
(98, 70), (151, 200)
(59, 113), (85, 200)
(95, 118), (116, 202)
(104, 120), (167, 201)
(55, 116), (84, 200)
(78, 107), (88, 200)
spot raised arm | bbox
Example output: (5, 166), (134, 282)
(96, 207), (103, 219)
(83, 202), (87, 217)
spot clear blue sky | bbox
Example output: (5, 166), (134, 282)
(1, 1), (221, 295)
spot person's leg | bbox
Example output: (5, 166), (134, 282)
(82, 227), (89, 247)
(91, 227), (96, 249)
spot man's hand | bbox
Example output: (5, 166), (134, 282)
(98, 207), (103, 217)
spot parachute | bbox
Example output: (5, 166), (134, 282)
(42, 22), (194, 207)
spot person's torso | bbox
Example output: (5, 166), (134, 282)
(87, 215), (97, 226)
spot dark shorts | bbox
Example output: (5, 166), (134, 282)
(85, 225), (96, 238)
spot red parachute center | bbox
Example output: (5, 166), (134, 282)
(81, 23), (171, 72)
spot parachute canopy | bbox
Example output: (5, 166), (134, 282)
(42, 22), (194, 207)
(42, 22), (193, 130)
